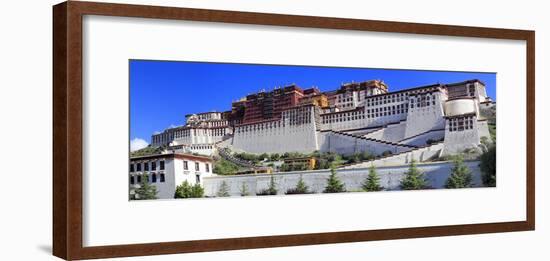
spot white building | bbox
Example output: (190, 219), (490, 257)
(129, 153), (214, 199)
(148, 79), (494, 160)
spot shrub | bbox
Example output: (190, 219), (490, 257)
(216, 181), (230, 197)
(270, 153), (280, 161)
(174, 181), (204, 198)
(213, 159), (239, 175)
(133, 177), (158, 200)
(259, 153), (269, 161)
(286, 175), (311, 194)
(239, 182), (250, 196)
(480, 145), (496, 187)
(257, 175), (278, 196)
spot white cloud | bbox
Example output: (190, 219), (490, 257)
(130, 138), (149, 152)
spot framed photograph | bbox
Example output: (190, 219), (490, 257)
(53, 1), (535, 260)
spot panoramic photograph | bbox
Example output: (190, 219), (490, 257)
(128, 60), (496, 200)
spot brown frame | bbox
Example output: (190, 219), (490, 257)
(53, 1), (535, 260)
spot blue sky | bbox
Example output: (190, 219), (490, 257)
(130, 60), (496, 145)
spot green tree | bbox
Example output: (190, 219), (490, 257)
(267, 175), (278, 195)
(324, 167), (346, 193)
(134, 176), (158, 200)
(400, 160), (427, 190)
(445, 155), (473, 188)
(239, 182), (250, 196)
(216, 181), (230, 197)
(174, 181), (204, 198)
(259, 153), (269, 161)
(286, 175), (310, 194)
(257, 175), (278, 195)
(480, 145), (496, 187)
(362, 165), (383, 192)
(270, 153), (280, 161)
(213, 159), (239, 175)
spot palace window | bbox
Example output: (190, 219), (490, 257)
(183, 161), (188, 170)
(144, 162), (149, 171)
(195, 162), (200, 171)
(159, 160), (164, 170)
(151, 173), (157, 183)
(136, 175), (141, 183)
(129, 176), (134, 185)
(136, 162), (141, 172)
(160, 173), (165, 182)
(130, 163), (134, 172)
(196, 174), (201, 183)
(151, 161), (156, 171)
(205, 163), (210, 172)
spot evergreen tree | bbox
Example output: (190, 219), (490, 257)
(480, 145), (496, 187)
(257, 175), (278, 195)
(134, 176), (158, 200)
(362, 165), (383, 192)
(267, 174), (278, 195)
(216, 181), (230, 197)
(400, 160), (427, 190)
(239, 182), (250, 196)
(445, 155), (473, 188)
(286, 175), (310, 194)
(324, 167), (346, 193)
(174, 181), (204, 198)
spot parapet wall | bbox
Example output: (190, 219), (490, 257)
(317, 131), (411, 156)
(203, 160), (483, 196)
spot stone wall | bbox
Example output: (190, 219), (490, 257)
(232, 107), (320, 154)
(317, 131), (411, 156)
(398, 129), (445, 146)
(404, 92), (446, 138)
(203, 160), (483, 197)
(341, 143), (444, 168)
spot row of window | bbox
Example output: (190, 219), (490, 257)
(130, 160), (165, 172)
(190, 144), (213, 150)
(129, 173), (166, 185)
(366, 92), (408, 106)
(448, 116), (475, 132)
(183, 161), (210, 172)
(236, 121), (282, 133)
(155, 127), (228, 144)
(321, 110), (365, 124)
(366, 104), (408, 118)
(447, 85), (476, 99)
(410, 94), (437, 108)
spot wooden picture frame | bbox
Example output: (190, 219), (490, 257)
(53, 1), (535, 260)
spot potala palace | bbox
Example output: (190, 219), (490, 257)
(130, 79), (495, 198)
(150, 79), (494, 162)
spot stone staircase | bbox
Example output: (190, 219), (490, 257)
(330, 129), (418, 149)
(214, 143), (256, 168)
(339, 141), (444, 169)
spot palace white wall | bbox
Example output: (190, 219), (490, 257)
(442, 121), (485, 155)
(399, 129), (445, 146)
(317, 131), (411, 155)
(404, 93), (447, 138)
(203, 160), (483, 196)
(232, 122), (319, 153)
(342, 143), (444, 168)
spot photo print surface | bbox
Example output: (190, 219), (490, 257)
(129, 60), (496, 200)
